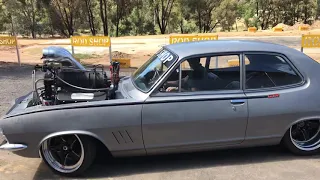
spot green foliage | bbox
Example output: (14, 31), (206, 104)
(215, 0), (238, 32)
(0, 0), (10, 31)
(0, 0), (319, 37)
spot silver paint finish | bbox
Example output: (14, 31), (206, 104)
(0, 40), (320, 158)
(142, 92), (248, 154)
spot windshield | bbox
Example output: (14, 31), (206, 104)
(132, 48), (178, 92)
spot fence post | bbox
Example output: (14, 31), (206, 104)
(15, 36), (21, 66)
(109, 37), (112, 64)
(70, 36), (75, 55)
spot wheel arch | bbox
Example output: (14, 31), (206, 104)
(282, 116), (320, 140)
(38, 130), (110, 153)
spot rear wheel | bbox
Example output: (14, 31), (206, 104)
(283, 119), (320, 155)
(40, 134), (96, 176)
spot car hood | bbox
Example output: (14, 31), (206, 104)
(2, 76), (147, 119)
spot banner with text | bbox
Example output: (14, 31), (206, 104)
(301, 35), (320, 48)
(71, 36), (111, 47)
(169, 35), (218, 44)
(0, 36), (17, 46)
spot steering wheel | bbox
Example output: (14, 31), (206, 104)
(147, 68), (161, 86)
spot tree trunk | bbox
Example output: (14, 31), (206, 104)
(85, 0), (96, 36)
(31, 0), (36, 39)
(99, 0), (108, 36)
(116, 22), (119, 37)
(116, 4), (120, 37)
(179, 19), (184, 33)
(31, 28), (36, 39)
(235, 19), (238, 32)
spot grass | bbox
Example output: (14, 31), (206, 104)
(73, 53), (102, 60)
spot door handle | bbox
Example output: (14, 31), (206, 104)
(230, 99), (246, 105)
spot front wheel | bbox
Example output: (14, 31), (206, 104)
(282, 119), (320, 155)
(40, 134), (96, 176)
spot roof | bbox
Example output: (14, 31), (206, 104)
(164, 40), (299, 58)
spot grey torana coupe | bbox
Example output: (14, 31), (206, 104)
(1, 40), (320, 176)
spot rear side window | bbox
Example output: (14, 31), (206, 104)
(245, 54), (302, 89)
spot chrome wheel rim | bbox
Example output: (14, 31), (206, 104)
(41, 135), (84, 173)
(290, 120), (320, 151)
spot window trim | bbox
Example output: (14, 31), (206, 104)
(243, 51), (306, 92)
(150, 52), (243, 97)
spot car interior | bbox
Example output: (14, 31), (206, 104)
(161, 54), (302, 92)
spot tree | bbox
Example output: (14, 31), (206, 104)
(99, 0), (109, 35)
(184, 0), (221, 33)
(111, 0), (136, 37)
(0, 0), (10, 32)
(150, 0), (175, 34)
(215, 0), (238, 32)
(41, 0), (81, 37)
(127, 1), (155, 35)
(3, 0), (42, 38)
(83, 0), (97, 35)
(317, 0), (320, 19)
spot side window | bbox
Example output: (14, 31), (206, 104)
(245, 54), (302, 89)
(161, 54), (241, 92)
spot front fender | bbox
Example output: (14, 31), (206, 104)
(1, 101), (145, 158)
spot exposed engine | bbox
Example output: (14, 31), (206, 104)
(32, 46), (120, 106)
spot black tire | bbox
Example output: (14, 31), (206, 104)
(282, 124), (320, 156)
(40, 135), (96, 176)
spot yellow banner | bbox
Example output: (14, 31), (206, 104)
(169, 35), (218, 44)
(71, 36), (111, 47)
(0, 36), (17, 46)
(301, 35), (320, 48)
(113, 58), (131, 68)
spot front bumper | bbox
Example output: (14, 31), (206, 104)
(0, 128), (27, 152)
(0, 143), (27, 151)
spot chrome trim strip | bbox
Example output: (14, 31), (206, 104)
(0, 143), (27, 151)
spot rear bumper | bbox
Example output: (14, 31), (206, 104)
(0, 143), (27, 151)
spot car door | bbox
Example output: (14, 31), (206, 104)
(243, 53), (305, 144)
(142, 54), (249, 155)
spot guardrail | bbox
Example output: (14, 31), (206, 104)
(299, 26), (310, 31)
(248, 27), (257, 33)
(272, 27), (283, 32)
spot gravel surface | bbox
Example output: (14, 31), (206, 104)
(1, 60), (320, 180)
(0, 64), (34, 116)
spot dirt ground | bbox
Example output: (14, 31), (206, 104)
(1, 29), (320, 67)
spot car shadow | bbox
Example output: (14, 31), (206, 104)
(32, 146), (320, 180)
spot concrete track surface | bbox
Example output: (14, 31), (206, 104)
(1, 36), (320, 180)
